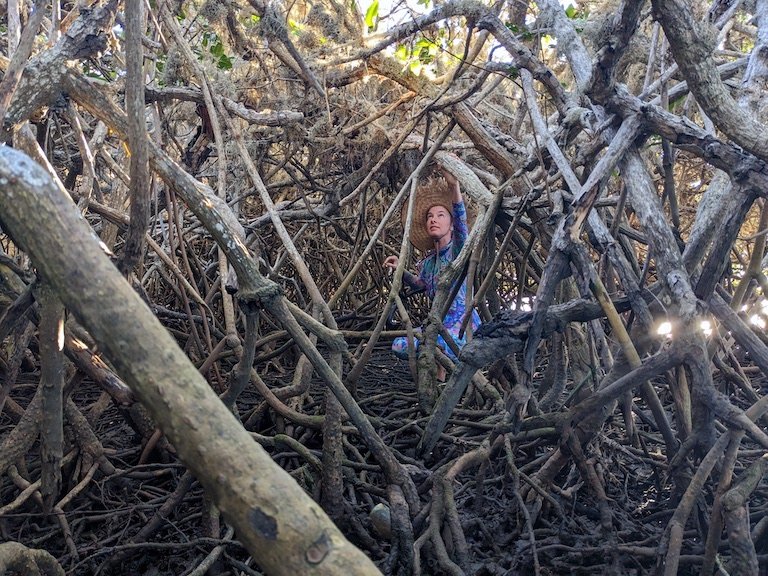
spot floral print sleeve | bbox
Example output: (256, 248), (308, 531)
(451, 200), (469, 260)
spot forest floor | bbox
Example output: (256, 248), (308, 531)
(2, 346), (768, 575)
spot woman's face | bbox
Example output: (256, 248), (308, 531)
(426, 205), (452, 242)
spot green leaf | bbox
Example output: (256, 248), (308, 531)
(217, 54), (233, 70)
(565, 4), (576, 18)
(506, 22), (534, 40)
(210, 41), (224, 57)
(364, 0), (379, 30)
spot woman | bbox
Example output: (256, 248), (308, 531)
(383, 169), (481, 379)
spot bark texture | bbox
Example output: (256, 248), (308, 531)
(0, 146), (380, 575)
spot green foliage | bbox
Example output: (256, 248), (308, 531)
(393, 35), (441, 76)
(209, 39), (224, 57)
(364, 0), (379, 31)
(504, 22), (533, 41)
(414, 37), (437, 64)
(201, 31), (212, 48)
(240, 13), (261, 28)
(200, 31), (234, 70)
(564, 3), (588, 19)
(563, 3), (588, 31)
(288, 19), (303, 36)
(217, 54), (233, 70)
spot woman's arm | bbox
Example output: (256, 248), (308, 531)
(404, 270), (427, 291)
(442, 169), (468, 254)
(384, 255), (426, 290)
(445, 169), (462, 205)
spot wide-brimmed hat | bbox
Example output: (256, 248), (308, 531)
(401, 175), (473, 253)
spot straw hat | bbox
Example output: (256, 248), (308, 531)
(401, 176), (474, 253)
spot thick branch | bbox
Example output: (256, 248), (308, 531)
(0, 146), (381, 576)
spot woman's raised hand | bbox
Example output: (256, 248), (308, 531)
(438, 164), (461, 203)
(441, 168), (458, 187)
(383, 255), (399, 271)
